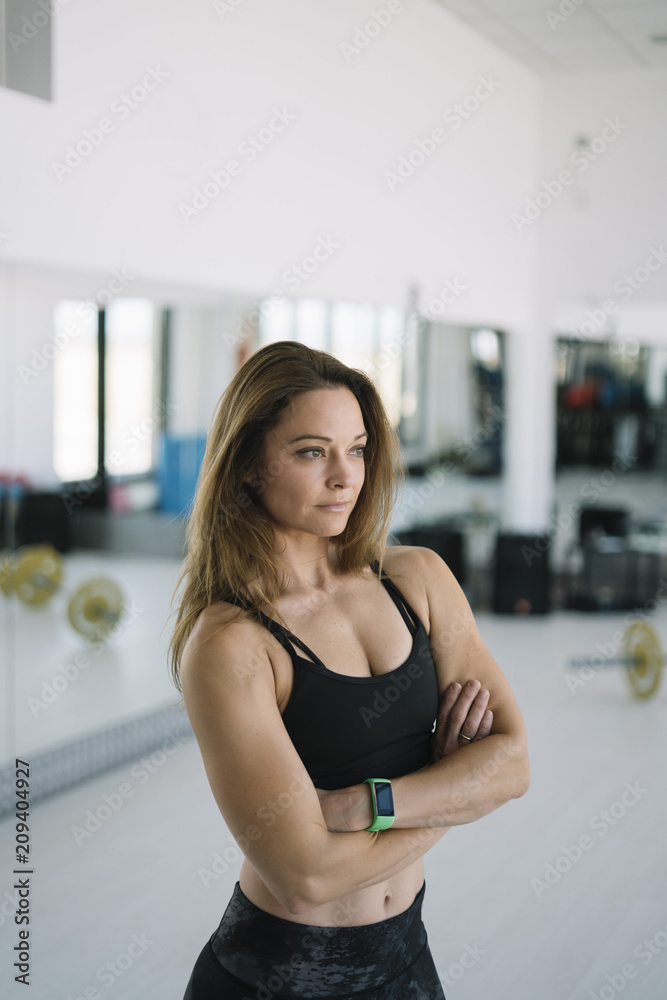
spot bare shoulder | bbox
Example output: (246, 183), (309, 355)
(382, 543), (445, 590)
(181, 600), (274, 691)
(382, 543), (427, 577)
(380, 544), (436, 629)
(386, 543), (460, 585)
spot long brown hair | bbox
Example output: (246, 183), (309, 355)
(166, 340), (405, 697)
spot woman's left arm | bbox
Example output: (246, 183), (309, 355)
(319, 546), (530, 831)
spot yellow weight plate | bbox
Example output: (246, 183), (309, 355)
(0, 550), (14, 597)
(13, 545), (63, 606)
(623, 619), (663, 699)
(67, 577), (125, 640)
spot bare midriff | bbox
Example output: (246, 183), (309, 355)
(238, 855), (425, 926)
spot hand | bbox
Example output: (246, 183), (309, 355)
(430, 680), (493, 763)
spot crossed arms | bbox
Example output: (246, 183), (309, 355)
(181, 546), (529, 915)
(317, 546), (529, 831)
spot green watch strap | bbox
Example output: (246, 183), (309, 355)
(363, 778), (395, 832)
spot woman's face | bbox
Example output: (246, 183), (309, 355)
(248, 386), (367, 538)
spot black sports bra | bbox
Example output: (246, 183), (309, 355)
(222, 562), (439, 789)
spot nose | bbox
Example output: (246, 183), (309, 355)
(326, 451), (358, 489)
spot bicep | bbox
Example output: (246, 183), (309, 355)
(180, 621), (326, 911)
(420, 547), (527, 749)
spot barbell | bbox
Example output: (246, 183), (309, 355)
(568, 618), (664, 699)
(0, 544), (126, 641)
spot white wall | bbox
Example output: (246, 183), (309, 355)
(537, 68), (667, 332)
(2, 2), (666, 523)
(0, 0), (542, 326)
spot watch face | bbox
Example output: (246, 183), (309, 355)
(374, 781), (394, 817)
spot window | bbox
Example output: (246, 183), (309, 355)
(53, 298), (162, 487)
(53, 301), (99, 482)
(257, 295), (407, 430)
(105, 299), (157, 476)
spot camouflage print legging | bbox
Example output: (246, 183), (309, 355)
(182, 879), (446, 1000)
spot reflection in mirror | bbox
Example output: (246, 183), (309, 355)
(553, 334), (667, 614)
(258, 293), (406, 431)
(0, 261), (252, 787)
(555, 335), (667, 470)
(403, 320), (505, 477)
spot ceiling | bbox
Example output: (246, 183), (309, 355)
(431, 0), (667, 73)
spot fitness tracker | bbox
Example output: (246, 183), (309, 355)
(363, 778), (395, 831)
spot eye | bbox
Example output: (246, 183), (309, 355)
(298, 448), (323, 458)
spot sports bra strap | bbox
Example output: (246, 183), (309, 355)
(219, 562), (419, 662)
(220, 592), (325, 666)
(371, 559), (419, 636)
(380, 576), (419, 635)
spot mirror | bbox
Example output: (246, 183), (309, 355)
(0, 260), (508, 782)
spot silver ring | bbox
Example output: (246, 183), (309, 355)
(458, 732), (474, 743)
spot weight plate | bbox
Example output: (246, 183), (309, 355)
(14, 545), (63, 606)
(67, 577), (125, 639)
(623, 620), (663, 699)
(0, 550), (14, 597)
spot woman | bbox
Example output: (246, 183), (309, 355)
(169, 340), (529, 999)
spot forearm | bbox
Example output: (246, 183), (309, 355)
(306, 823), (450, 909)
(391, 734), (528, 827)
(322, 735), (528, 834)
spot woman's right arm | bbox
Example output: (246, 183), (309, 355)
(180, 613), (450, 915)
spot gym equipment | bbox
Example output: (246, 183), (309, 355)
(0, 544), (126, 640)
(493, 532), (551, 615)
(568, 618), (664, 699)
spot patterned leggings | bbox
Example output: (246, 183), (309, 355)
(182, 879), (446, 999)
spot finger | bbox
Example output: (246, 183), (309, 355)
(458, 687), (490, 741)
(448, 680), (484, 732)
(475, 709), (493, 740)
(433, 683), (461, 741)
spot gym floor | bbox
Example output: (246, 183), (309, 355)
(1, 556), (667, 1000)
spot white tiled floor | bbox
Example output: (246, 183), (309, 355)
(1, 569), (667, 999)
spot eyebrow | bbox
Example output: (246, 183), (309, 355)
(290, 432), (368, 443)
